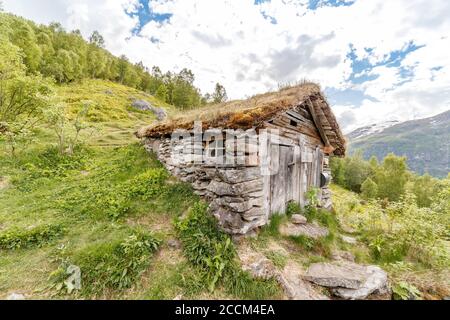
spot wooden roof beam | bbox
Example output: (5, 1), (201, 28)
(306, 98), (335, 154)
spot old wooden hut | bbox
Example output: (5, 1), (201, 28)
(137, 83), (346, 236)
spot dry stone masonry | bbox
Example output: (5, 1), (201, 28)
(139, 85), (347, 236)
(145, 137), (267, 235)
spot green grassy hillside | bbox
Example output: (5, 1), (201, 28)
(0, 80), (194, 299)
(0, 80), (282, 300)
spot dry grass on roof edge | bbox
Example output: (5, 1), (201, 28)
(136, 82), (347, 156)
(137, 83), (321, 138)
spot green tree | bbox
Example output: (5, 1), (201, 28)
(117, 55), (129, 84)
(374, 153), (409, 201)
(411, 174), (439, 208)
(361, 177), (378, 200)
(330, 157), (346, 187)
(212, 83), (228, 103)
(89, 31), (105, 48)
(155, 84), (168, 102)
(343, 152), (371, 192)
(0, 36), (53, 155)
(45, 101), (92, 155)
(10, 19), (42, 73)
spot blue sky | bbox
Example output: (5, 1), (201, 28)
(3, 0), (450, 132)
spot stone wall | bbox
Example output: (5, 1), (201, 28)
(144, 138), (267, 235)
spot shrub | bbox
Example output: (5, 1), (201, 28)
(410, 174), (440, 208)
(360, 193), (449, 267)
(176, 202), (281, 298)
(0, 224), (65, 250)
(51, 230), (161, 295)
(372, 153), (409, 201)
(286, 202), (301, 217)
(393, 281), (421, 300)
(361, 177), (378, 200)
(331, 152), (371, 192)
(175, 202), (234, 291)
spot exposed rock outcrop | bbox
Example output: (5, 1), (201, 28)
(278, 262), (329, 300)
(132, 99), (167, 121)
(341, 235), (358, 245)
(304, 262), (389, 300)
(331, 250), (356, 263)
(238, 246), (328, 300)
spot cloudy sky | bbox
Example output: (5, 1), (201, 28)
(3, 0), (450, 132)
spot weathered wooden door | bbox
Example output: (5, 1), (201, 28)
(269, 145), (293, 214)
(268, 142), (324, 215)
(299, 146), (324, 205)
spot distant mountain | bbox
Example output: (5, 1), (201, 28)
(347, 120), (400, 140)
(348, 110), (450, 178)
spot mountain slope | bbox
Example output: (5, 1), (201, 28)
(347, 120), (400, 140)
(348, 110), (450, 177)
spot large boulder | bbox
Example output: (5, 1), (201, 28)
(304, 262), (389, 300)
(305, 262), (368, 289)
(333, 266), (390, 300)
(238, 247), (329, 300)
(278, 262), (329, 300)
(131, 99), (167, 121)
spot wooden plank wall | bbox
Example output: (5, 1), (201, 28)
(262, 106), (326, 217)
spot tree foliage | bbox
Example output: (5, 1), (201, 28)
(331, 152), (449, 211)
(0, 12), (226, 110)
(361, 177), (378, 200)
(0, 34), (53, 155)
(212, 83), (228, 104)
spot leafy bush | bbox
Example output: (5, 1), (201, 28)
(55, 154), (169, 220)
(410, 174), (440, 208)
(51, 230), (160, 295)
(330, 152), (370, 192)
(176, 202), (281, 298)
(373, 154), (409, 201)
(286, 201), (301, 217)
(11, 146), (89, 192)
(392, 281), (421, 300)
(356, 193), (449, 267)
(0, 224), (65, 250)
(361, 177), (378, 200)
(175, 202), (234, 292)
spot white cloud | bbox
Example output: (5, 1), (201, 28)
(3, 0), (450, 132)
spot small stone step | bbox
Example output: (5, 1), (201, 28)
(291, 214), (308, 225)
(280, 222), (329, 239)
